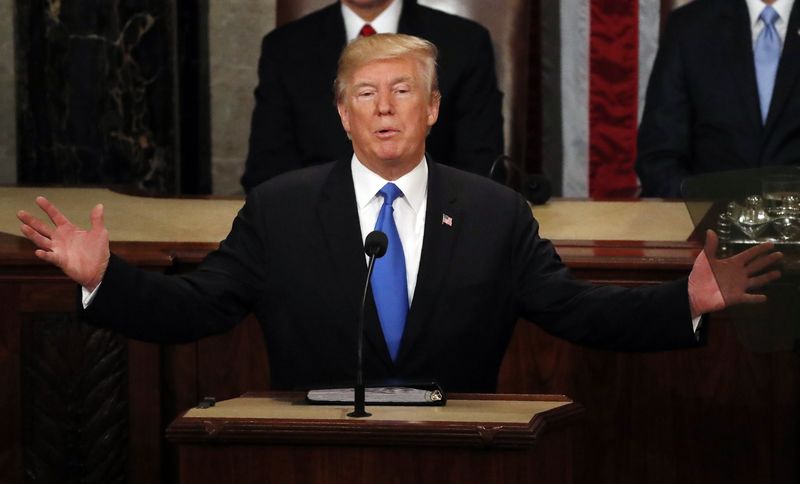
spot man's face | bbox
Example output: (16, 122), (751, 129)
(341, 0), (394, 11)
(337, 57), (440, 178)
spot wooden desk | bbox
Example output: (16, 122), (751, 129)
(166, 393), (583, 484)
(1, 188), (796, 484)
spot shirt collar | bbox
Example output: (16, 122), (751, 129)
(341, 0), (403, 42)
(351, 154), (428, 214)
(747, 0), (794, 28)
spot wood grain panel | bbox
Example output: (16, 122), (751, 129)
(21, 313), (128, 483)
(168, 394), (580, 484)
(0, 282), (22, 483)
(127, 340), (161, 484)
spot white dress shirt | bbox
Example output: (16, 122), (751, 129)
(341, 0), (403, 42)
(747, 0), (795, 46)
(351, 155), (427, 305)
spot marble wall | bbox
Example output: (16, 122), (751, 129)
(4, 2), (328, 194)
(7, 0), (276, 195)
(208, 0), (275, 196)
(15, 0), (178, 193)
(0, 2), (16, 185)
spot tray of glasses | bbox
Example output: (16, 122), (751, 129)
(719, 195), (800, 246)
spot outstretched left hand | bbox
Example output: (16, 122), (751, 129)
(688, 229), (783, 318)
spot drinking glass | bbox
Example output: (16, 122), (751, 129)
(761, 174), (800, 217)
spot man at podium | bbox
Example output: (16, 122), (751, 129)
(17, 34), (782, 393)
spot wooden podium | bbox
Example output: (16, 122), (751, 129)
(166, 393), (583, 484)
(5, 188), (798, 484)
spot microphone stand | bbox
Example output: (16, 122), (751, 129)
(348, 228), (391, 417)
(348, 252), (378, 418)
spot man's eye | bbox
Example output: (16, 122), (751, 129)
(357, 91), (375, 98)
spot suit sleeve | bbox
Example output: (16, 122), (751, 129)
(511, 196), (699, 351)
(241, 34), (303, 192)
(447, 28), (504, 176)
(636, 13), (693, 198)
(80, 191), (270, 343)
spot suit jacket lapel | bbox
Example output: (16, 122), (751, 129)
(721, 1), (763, 134)
(395, 160), (461, 365)
(317, 160), (393, 366)
(764, 1), (800, 132)
(317, 160), (364, 311)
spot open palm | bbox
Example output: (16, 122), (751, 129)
(689, 230), (783, 316)
(17, 196), (110, 291)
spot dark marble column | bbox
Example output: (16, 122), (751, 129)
(14, 0), (189, 194)
(10, 2), (212, 483)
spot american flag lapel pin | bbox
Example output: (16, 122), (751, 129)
(441, 213), (453, 227)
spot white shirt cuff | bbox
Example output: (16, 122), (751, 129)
(81, 282), (102, 309)
(692, 315), (702, 336)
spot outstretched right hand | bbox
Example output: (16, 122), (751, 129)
(17, 196), (110, 291)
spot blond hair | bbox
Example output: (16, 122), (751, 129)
(334, 33), (440, 104)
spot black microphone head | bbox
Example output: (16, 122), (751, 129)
(364, 231), (388, 258)
(523, 174), (553, 205)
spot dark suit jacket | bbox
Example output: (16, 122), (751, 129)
(240, 0), (504, 191)
(84, 160), (699, 393)
(636, 0), (800, 197)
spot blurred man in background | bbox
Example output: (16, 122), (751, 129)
(637, 0), (800, 197)
(240, 0), (504, 191)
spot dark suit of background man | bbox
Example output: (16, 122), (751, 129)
(636, 0), (800, 197)
(18, 34), (779, 393)
(240, 0), (504, 191)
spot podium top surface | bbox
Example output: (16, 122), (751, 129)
(168, 393), (583, 448)
(182, 394), (569, 424)
(1, 187), (693, 243)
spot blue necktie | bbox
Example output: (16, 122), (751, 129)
(754, 5), (781, 124)
(371, 183), (408, 361)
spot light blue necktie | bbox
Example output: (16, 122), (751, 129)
(371, 183), (408, 361)
(754, 5), (781, 124)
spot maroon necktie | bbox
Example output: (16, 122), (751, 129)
(359, 24), (377, 37)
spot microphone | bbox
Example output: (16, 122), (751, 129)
(522, 174), (553, 205)
(348, 230), (388, 418)
(489, 155), (553, 205)
(489, 154), (512, 185)
(364, 230), (388, 258)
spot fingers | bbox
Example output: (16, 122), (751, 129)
(35, 196), (70, 227)
(725, 269), (782, 307)
(738, 293), (768, 305)
(33, 249), (61, 265)
(748, 269), (782, 289)
(90, 203), (105, 231)
(734, 240), (776, 265)
(744, 250), (783, 275)
(19, 223), (53, 250)
(17, 210), (55, 238)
